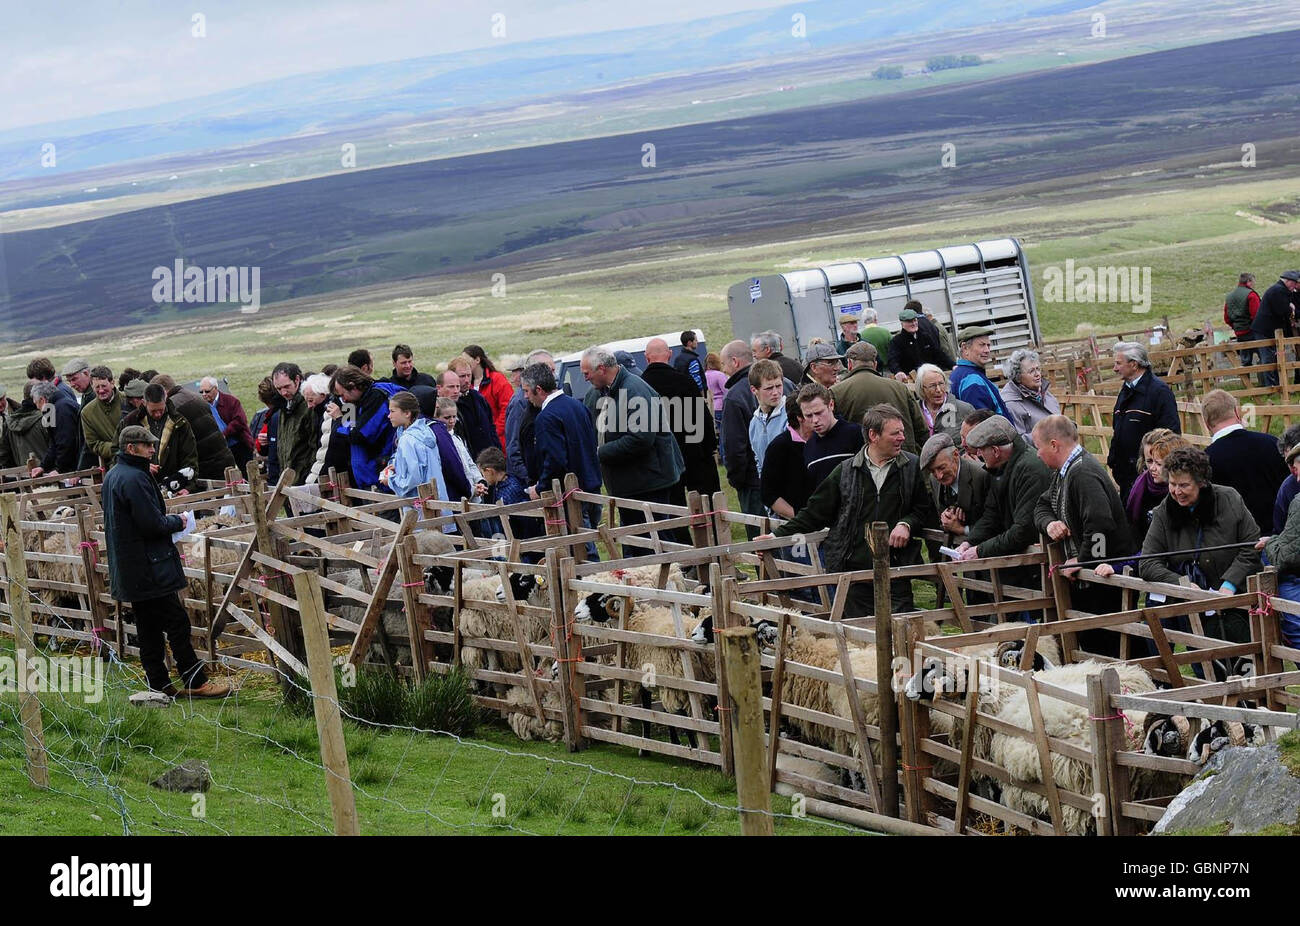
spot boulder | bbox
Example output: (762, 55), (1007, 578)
(1154, 735), (1300, 835)
(150, 760), (211, 794)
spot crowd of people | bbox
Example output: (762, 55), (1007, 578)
(6, 270), (1300, 694)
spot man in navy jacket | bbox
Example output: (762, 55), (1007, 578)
(1203, 389), (1289, 534)
(328, 365), (404, 490)
(1108, 341), (1180, 500)
(522, 362), (602, 556)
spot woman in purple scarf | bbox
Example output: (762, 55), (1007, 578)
(1124, 429), (1188, 547)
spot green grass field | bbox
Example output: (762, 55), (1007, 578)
(0, 640), (848, 836)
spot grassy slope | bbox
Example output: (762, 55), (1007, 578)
(7, 172), (1296, 405)
(0, 643), (844, 836)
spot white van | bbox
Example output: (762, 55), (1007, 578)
(554, 329), (707, 401)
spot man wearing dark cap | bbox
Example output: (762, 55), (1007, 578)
(1249, 270), (1300, 388)
(920, 432), (990, 546)
(949, 326), (1010, 417)
(803, 341), (845, 388)
(121, 379), (148, 420)
(889, 306), (954, 381)
(102, 425), (230, 698)
(831, 341), (926, 454)
(955, 416), (1053, 613)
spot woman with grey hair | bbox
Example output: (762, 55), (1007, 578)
(999, 348), (1060, 443)
(912, 363), (973, 444)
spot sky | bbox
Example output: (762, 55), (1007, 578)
(0, 0), (797, 131)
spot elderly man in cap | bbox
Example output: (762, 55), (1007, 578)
(765, 403), (936, 614)
(921, 432), (990, 546)
(102, 425), (230, 698)
(1249, 269), (1300, 387)
(803, 341), (845, 389)
(834, 314), (862, 356)
(889, 305), (954, 381)
(949, 326), (1010, 418)
(955, 416), (1053, 617)
(831, 341), (927, 454)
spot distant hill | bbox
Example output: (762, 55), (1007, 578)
(3, 28), (1298, 344)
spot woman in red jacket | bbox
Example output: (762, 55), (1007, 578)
(463, 345), (512, 447)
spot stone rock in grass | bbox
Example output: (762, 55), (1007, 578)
(1154, 734), (1300, 835)
(150, 760), (211, 794)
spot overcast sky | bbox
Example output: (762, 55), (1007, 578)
(0, 0), (799, 131)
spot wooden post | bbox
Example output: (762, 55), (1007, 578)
(716, 625), (774, 836)
(1044, 539), (1078, 661)
(892, 615), (923, 824)
(1278, 329), (1291, 406)
(1252, 570), (1284, 711)
(869, 522), (899, 818)
(248, 471), (304, 666)
(953, 659), (979, 834)
(75, 506), (110, 660)
(1100, 667), (1134, 836)
(549, 551), (584, 751)
(1086, 673), (1114, 836)
(0, 493), (49, 789)
(396, 535), (429, 681)
(292, 569), (359, 836)
(562, 473), (588, 564)
(714, 567), (736, 776)
(765, 612), (790, 793)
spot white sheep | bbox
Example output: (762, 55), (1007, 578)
(572, 590), (717, 748)
(986, 660), (1163, 834)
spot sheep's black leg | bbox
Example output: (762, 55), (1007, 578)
(640, 687), (654, 745)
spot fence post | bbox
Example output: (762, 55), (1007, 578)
(1251, 570), (1284, 711)
(716, 624), (773, 836)
(292, 569), (359, 836)
(75, 505), (110, 661)
(893, 615), (923, 824)
(562, 473), (589, 564)
(714, 567), (736, 777)
(870, 522), (899, 818)
(549, 550), (584, 751)
(0, 493), (49, 789)
(1100, 667), (1134, 836)
(1044, 538), (1078, 662)
(1085, 672), (1114, 836)
(397, 534), (429, 682)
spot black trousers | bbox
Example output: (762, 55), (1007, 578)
(133, 593), (207, 693)
(618, 487), (672, 558)
(1071, 580), (1124, 657)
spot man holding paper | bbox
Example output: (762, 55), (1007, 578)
(102, 425), (230, 699)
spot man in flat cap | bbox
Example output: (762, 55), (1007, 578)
(102, 425), (230, 699)
(920, 432), (990, 547)
(802, 341), (845, 389)
(766, 402), (936, 615)
(889, 304), (954, 381)
(955, 415), (1053, 615)
(949, 326), (1010, 418)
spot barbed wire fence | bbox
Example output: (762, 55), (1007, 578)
(0, 563), (867, 837)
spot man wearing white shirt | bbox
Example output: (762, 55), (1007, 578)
(1202, 388), (1287, 533)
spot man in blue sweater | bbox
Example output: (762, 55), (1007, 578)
(949, 326), (1010, 418)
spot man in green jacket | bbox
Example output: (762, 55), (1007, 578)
(271, 362), (318, 485)
(768, 403), (937, 616)
(956, 415), (1053, 614)
(831, 342), (927, 453)
(79, 365), (123, 470)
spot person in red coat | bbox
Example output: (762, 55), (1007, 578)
(463, 345), (513, 447)
(199, 377), (255, 473)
